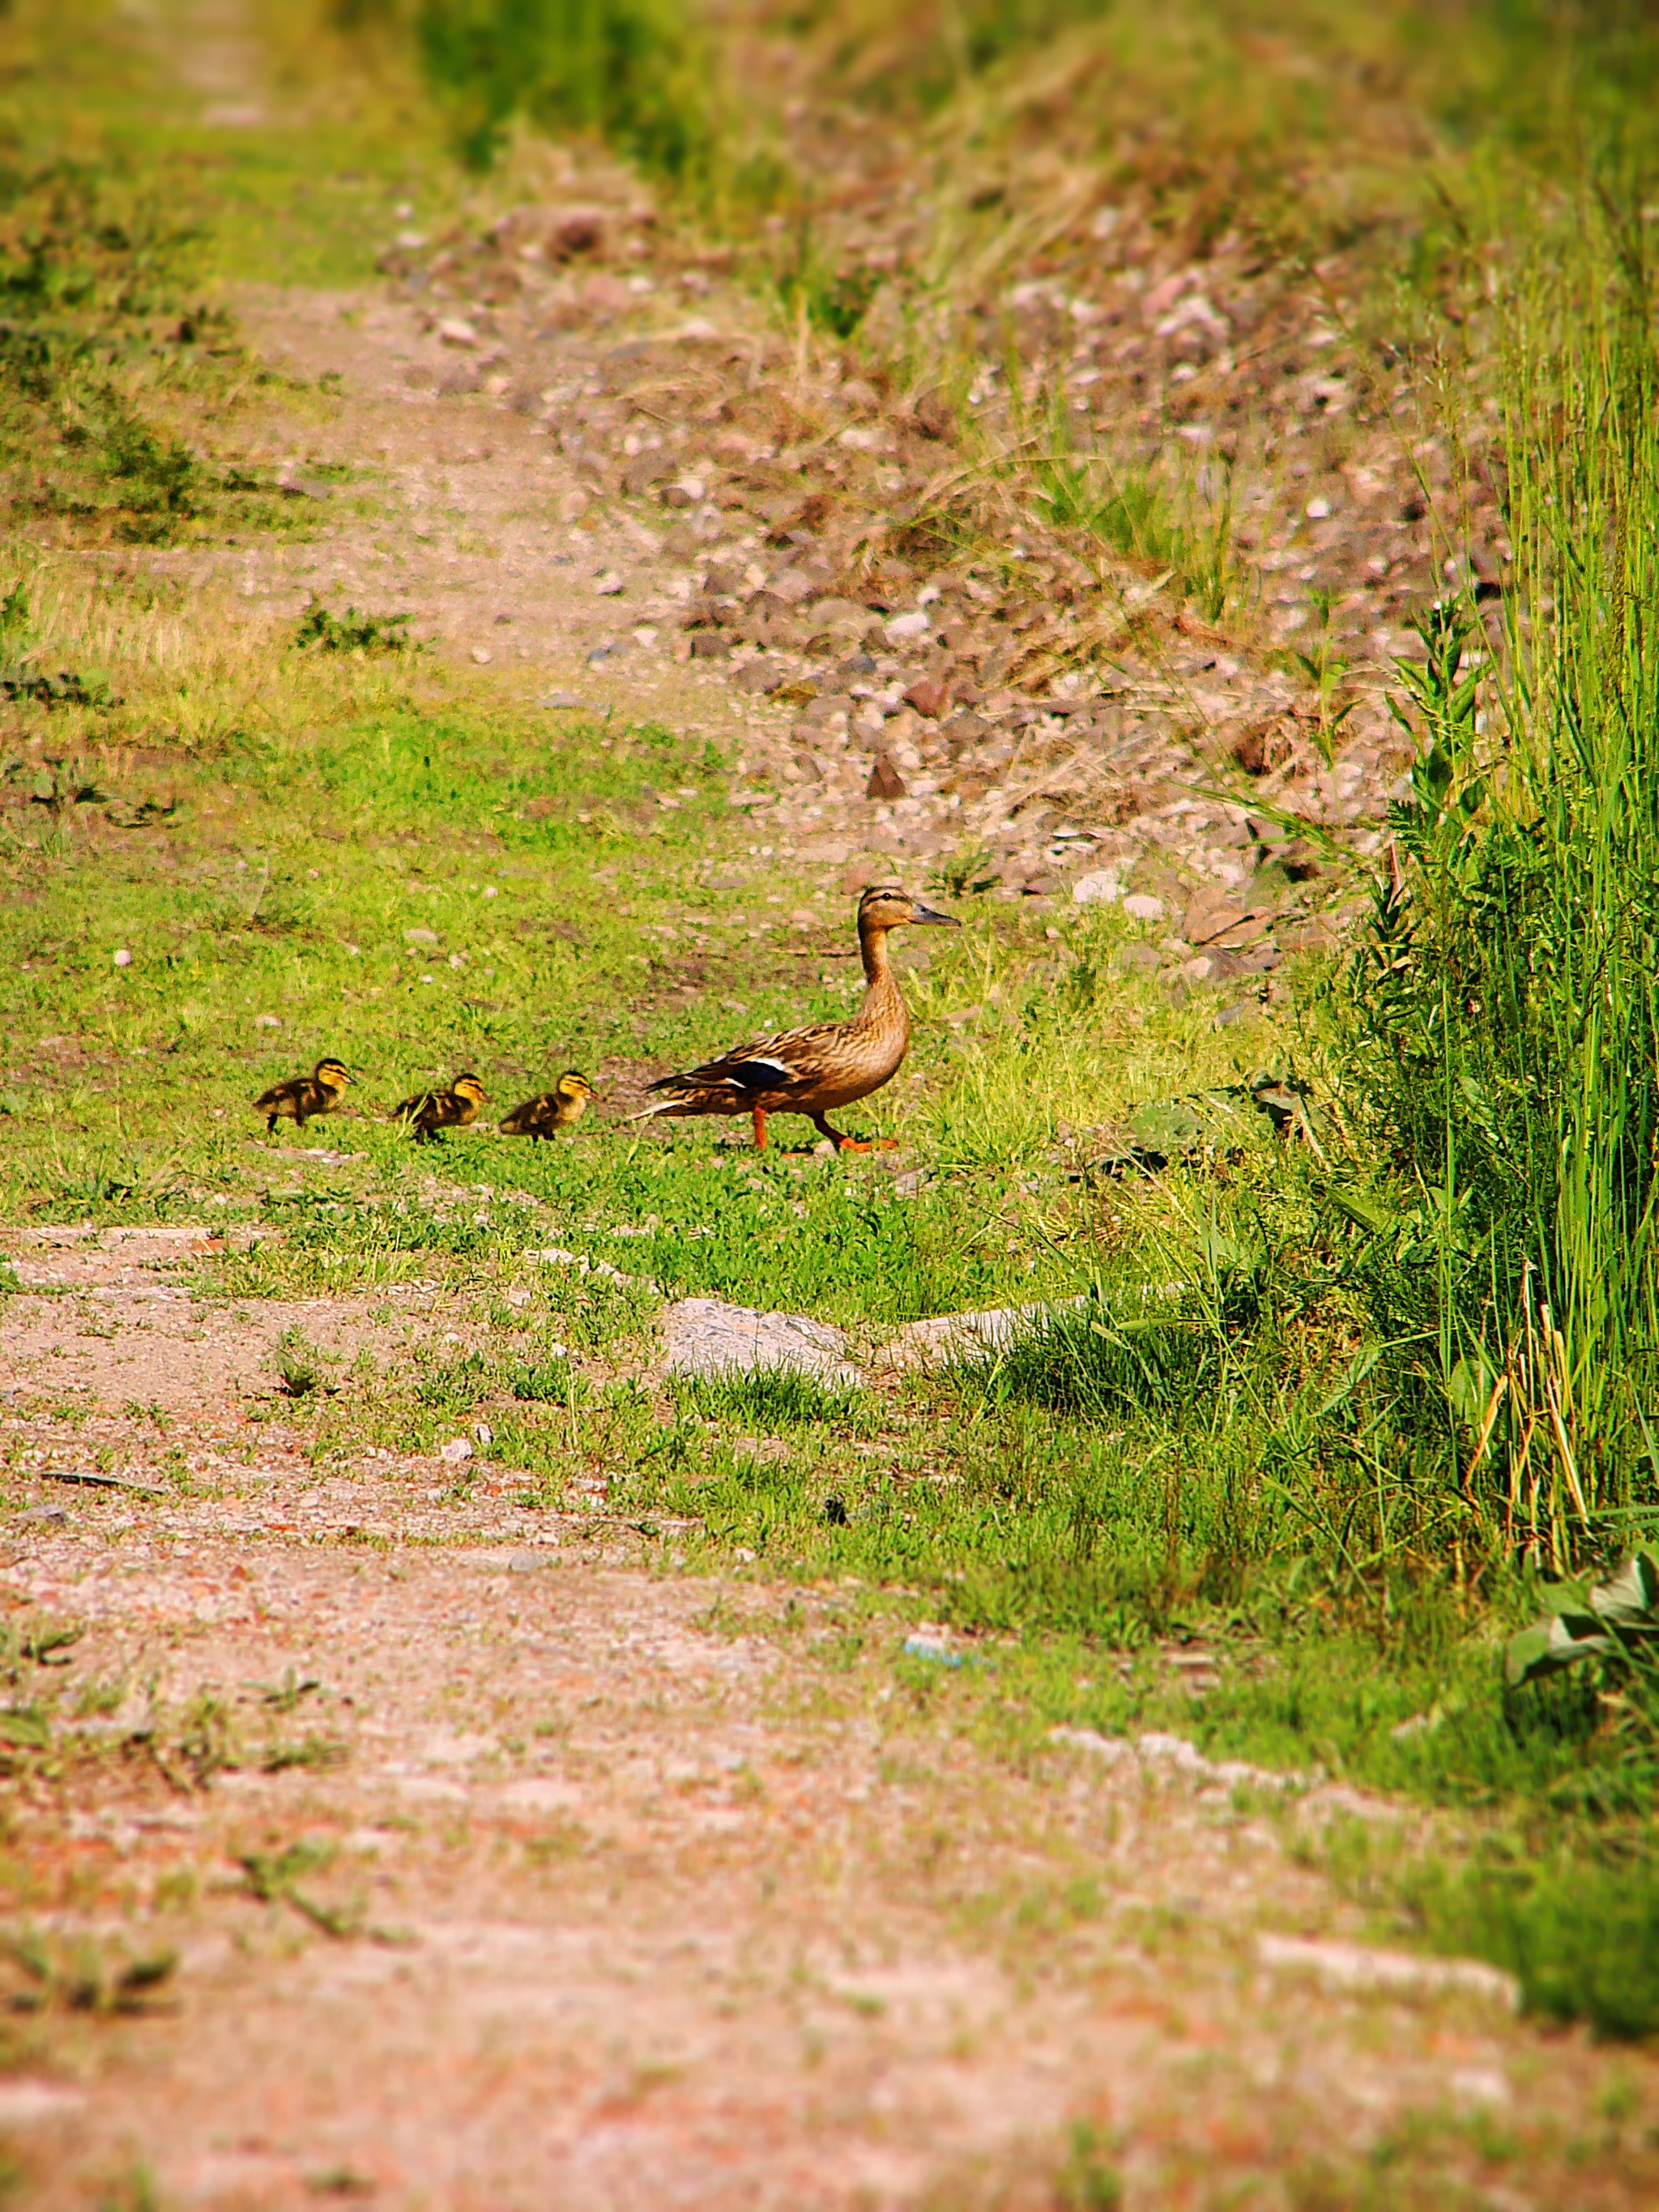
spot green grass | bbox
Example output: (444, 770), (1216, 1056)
(0, 0), (456, 550)
(413, 0), (711, 177)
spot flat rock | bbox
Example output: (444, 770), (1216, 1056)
(1183, 886), (1281, 949)
(807, 597), (871, 630)
(662, 1298), (861, 1386)
(1256, 1934), (1518, 2010)
(875, 1297), (1088, 1374)
(1181, 888), (1248, 944)
(1048, 1726), (1303, 1796)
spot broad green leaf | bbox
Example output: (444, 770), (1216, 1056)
(1589, 1548), (1659, 1636)
(1505, 1612), (1614, 1686)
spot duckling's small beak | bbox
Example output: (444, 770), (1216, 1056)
(909, 901), (960, 927)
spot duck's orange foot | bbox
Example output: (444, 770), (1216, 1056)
(834, 1138), (874, 1154)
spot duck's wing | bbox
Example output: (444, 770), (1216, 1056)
(253, 1078), (301, 1110)
(648, 1020), (844, 1102)
(390, 1091), (433, 1121)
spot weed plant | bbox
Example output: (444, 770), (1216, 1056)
(1032, 443), (1235, 621)
(294, 598), (418, 655)
(0, 155), (217, 540)
(1337, 190), (1659, 1562)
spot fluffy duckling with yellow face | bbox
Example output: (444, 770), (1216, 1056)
(254, 1057), (350, 1136)
(498, 1070), (593, 1141)
(390, 1071), (487, 1143)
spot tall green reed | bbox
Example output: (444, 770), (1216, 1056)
(1353, 184), (1659, 1562)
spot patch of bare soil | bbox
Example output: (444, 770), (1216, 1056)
(6, 1228), (422, 1423)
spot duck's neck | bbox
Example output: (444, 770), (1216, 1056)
(859, 921), (891, 989)
(856, 922), (905, 1026)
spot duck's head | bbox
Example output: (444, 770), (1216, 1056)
(555, 1070), (594, 1106)
(856, 885), (960, 934)
(313, 1057), (351, 1090)
(453, 1074), (488, 1106)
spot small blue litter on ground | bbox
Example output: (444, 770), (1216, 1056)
(902, 1637), (965, 1667)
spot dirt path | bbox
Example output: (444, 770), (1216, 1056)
(3, 1164), (1655, 2210)
(0, 1441), (1512, 2210)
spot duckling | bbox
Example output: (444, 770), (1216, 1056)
(253, 1057), (350, 1136)
(631, 885), (957, 1151)
(390, 1071), (487, 1143)
(498, 1070), (594, 1141)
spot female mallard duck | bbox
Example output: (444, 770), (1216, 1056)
(633, 885), (957, 1151)
(390, 1071), (487, 1143)
(498, 1070), (593, 1140)
(254, 1057), (350, 1135)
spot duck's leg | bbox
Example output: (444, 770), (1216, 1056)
(266, 1112), (279, 1135)
(752, 1108), (768, 1150)
(810, 1112), (898, 1154)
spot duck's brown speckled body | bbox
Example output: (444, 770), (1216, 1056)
(633, 886), (957, 1151)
